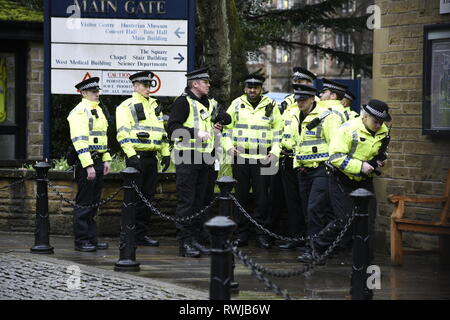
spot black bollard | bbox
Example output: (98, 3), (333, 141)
(115, 167), (140, 272)
(216, 176), (239, 291)
(205, 216), (237, 300)
(350, 188), (374, 300)
(30, 161), (54, 254)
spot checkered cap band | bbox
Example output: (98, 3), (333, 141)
(344, 93), (354, 101)
(293, 72), (314, 82)
(245, 78), (264, 84)
(132, 76), (152, 82)
(323, 83), (346, 92)
(187, 73), (210, 80)
(79, 82), (100, 90)
(366, 104), (388, 118)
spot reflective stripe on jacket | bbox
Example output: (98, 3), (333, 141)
(67, 98), (111, 168)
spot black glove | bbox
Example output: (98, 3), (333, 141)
(161, 156), (171, 172)
(126, 155), (141, 171)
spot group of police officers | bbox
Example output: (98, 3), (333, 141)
(67, 65), (391, 263)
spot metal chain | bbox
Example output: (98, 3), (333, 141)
(229, 193), (337, 243)
(47, 180), (123, 209)
(0, 176), (32, 190)
(228, 210), (355, 280)
(132, 182), (218, 223)
(227, 241), (292, 300)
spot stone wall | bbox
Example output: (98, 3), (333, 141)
(0, 170), (180, 237)
(27, 41), (44, 160)
(373, 0), (450, 250)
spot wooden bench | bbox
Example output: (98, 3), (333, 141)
(388, 169), (450, 265)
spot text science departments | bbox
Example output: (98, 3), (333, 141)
(55, 54), (169, 69)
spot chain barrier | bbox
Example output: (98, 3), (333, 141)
(132, 182), (218, 223)
(0, 176), (33, 191)
(47, 180), (123, 209)
(228, 209), (355, 300)
(229, 192), (340, 243)
(229, 210), (355, 278)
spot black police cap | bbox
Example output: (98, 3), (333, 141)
(362, 99), (392, 122)
(129, 71), (154, 83)
(244, 74), (265, 87)
(293, 83), (317, 101)
(292, 67), (316, 82)
(321, 78), (347, 94)
(344, 90), (356, 101)
(185, 67), (210, 81)
(75, 77), (101, 91)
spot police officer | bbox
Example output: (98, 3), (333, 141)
(292, 83), (345, 263)
(222, 74), (282, 248)
(280, 67), (319, 114)
(318, 78), (348, 124)
(277, 68), (317, 250)
(116, 71), (171, 247)
(67, 77), (112, 252)
(168, 67), (230, 258)
(310, 99), (392, 262)
(341, 89), (359, 121)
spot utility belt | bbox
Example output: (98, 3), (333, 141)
(240, 147), (272, 156)
(295, 162), (325, 175)
(281, 148), (294, 157)
(90, 151), (103, 160)
(137, 150), (157, 158)
(324, 161), (365, 188)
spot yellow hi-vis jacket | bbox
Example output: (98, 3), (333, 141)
(172, 96), (216, 154)
(0, 58), (6, 123)
(343, 106), (359, 121)
(280, 105), (300, 153)
(222, 94), (282, 159)
(116, 92), (170, 158)
(316, 100), (347, 123)
(329, 117), (389, 181)
(67, 98), (112, 168)
(293, 103), (345, 169)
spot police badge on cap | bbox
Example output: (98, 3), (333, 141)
(75, 77), (101, 91)
(129, 71), (154, 84)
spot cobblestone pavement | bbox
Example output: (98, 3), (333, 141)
(0, 252), (207, 300)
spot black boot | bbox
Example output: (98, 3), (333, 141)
(279, 241), (304, 250)
(137, 236), (160, 247)
(257, 235), (272, 249)
(191, 239), (211, 255)
(179, 240), (201, 258)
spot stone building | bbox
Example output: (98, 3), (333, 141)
(373, 0), (450, 250)
(247, 0), (373, 101)
(0, 0), (44, 161)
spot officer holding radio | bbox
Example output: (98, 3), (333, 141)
(116, 71), (171, 247)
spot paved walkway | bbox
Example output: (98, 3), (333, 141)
(1, 232), (449, 300)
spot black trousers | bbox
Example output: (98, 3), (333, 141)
(73, 159), (104, 246)
(280, 156), (306, 237)
(132, 154), (158, 240)
(297, 165), (334, 237)
(175, 162), (210, 241)
(232, 160), (272, 238)
(315, 173), (375, 257)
